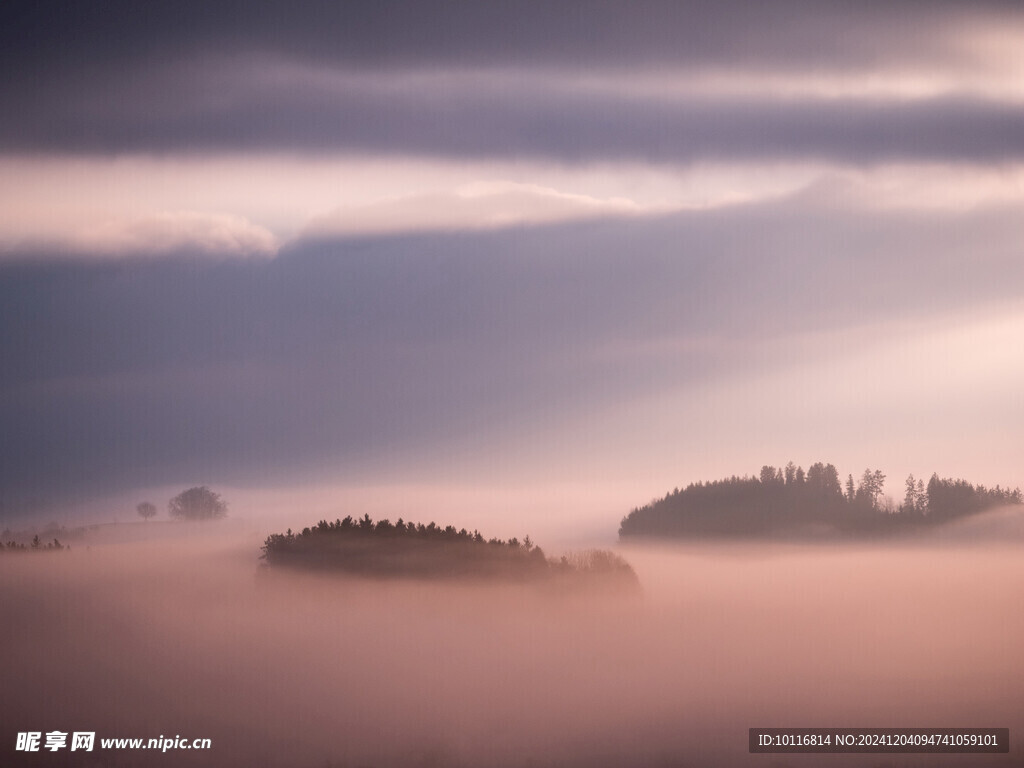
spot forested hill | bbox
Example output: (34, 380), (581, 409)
(263, 514), (639, 588)
(619, 462), (1023, 539)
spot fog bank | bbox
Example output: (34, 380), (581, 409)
(4, 528), (1023, 766)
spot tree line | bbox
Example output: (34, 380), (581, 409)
(0, 535), (67, 552)
(619, 461), (1023, 538)
(264, 514), (545, 557)
(262, 514), (638, 587)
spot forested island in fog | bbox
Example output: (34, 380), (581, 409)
(263, 514), (639, 588)
(620, 462), (1024, 539)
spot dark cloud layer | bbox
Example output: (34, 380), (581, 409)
(2, 1), (1022, 162)
(3, 67), (1022, 163)
(3, 0), (1017, 74)
(2, 197), (1022, 511)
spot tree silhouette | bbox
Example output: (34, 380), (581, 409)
(784, 461), (797, 486)
(1, 537), (65, 552)
(136, 501), (157, 521)
(260, 514), (638, 588)
(904, 474), (917, 512)
(618, 460), (1022, 539)
(168, 486), (227, 521)
(855, 468), (886, 512)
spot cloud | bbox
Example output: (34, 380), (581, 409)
(3, 2), (1021, 169)
(75, 211), (280, 257)
(4, 59), (1023, 166)
(4, 211), (280, 259)
(3, 0), (1020, 75)
(306, 181), (647, 237)
(3, 156), (1022, 260)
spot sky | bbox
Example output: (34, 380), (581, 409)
(1, 0), (1023, 535)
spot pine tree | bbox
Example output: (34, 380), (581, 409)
(904, 475), (917, 513)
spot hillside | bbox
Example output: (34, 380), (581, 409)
(619, 462), (1023, 539)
